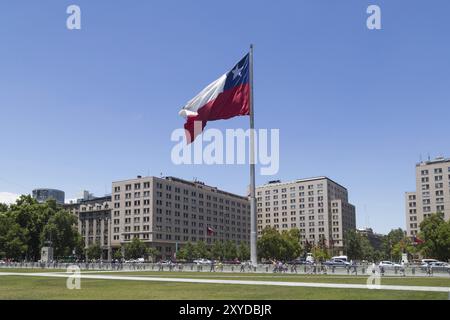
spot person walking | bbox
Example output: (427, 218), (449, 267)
(210, 260), (215, 272)
(351, 261), (358, 275)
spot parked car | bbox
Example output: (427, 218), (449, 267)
(379, 261), (401, 268)
(323, 259), (350, 267)
(288, 258), (307, 265)
(0, 260), (5, 265)
(305, 253), (315, 264)
(420, 261), (449, 272)
(223, 259), (241, 265)
(193, 258), (212, 265)
(421, 259), (439, 265)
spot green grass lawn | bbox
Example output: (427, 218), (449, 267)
(0, 272), (448, 300)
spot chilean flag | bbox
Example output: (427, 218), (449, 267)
(179, 54), (250, 143)
(207, 225), (215, 236)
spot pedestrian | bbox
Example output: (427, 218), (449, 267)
(351, 262), (357, 275)
(240, 262), (246, 272)
(210, 260), (215, 272)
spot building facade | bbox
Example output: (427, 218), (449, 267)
(111, 176), (250, 259)
(65, 196), (112, 260)
(32, 188), (65, 204)
(405, 157), (450, 236)
(256, 177), (356, 253)
(356, 227), (383, 251)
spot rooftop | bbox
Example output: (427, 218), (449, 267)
(257, 176), (348, 191)
(416, 156), (450, 167)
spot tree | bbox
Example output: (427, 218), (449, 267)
(280, 229), (302, 261)
(0, 203), (8, 213)
(312, 245), (329, 262)
(344, 230), (363, 260)
(257, 227), (302, 261)
(381, 228), (405, 261)
(8, 196), (56, 260)
(0, 213), (28, 260)
(257, 227), (284, 261)
(146, 247), (159, 262)
(177, 242), (196, 261)
(223, 240), (238, 260)
(86, 242), (102, 261)
(123, 237), (148, 260)
(194, 240), (210, 259)
(112, 249), (123, 261)
(210, 241), (224, 260)
(41, 209), (80, 258)
(418, 212), (450, 261)
(237, 242), (250, 261)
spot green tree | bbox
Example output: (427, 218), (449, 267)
(146, 247), (160, 262)
(194, 240), (210, 259)
(177, 242), (196, 261)
(257, 227), (283, 261)
(344, 230), (363, 260)
(8, 196), (56, 260)
(0, 203), (8, 213)
(0, 213), (28, 260)
(381, 228), (405, 260)
(86, 242), (102, 260)
(123, 237), (148, 260)
(312, 245), (330, 262)
(41, 209), (80, 258)
(257, 227), (302, 261)
(237, 242), (250, 261)
(223, 240), (238, 260)
(112, 249), (123, 261)
(210, 241), (224, 260)
(418, 212), (450, 261)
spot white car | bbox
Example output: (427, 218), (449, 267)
(379, 261), (402, 268)
(193, 258), (212, 265)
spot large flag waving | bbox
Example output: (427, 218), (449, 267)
(179, 54), (250, 143)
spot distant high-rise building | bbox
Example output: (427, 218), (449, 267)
(256, 177), (356, 254)
(32, 188), (65, 205)
(405, 157), (450, 236)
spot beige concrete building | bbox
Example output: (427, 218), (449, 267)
(405, 157), (450, 236)
(111, 176), (250, 259)
(256, 177), (356, 253)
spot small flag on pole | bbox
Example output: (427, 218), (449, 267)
(207, 225), (215, 236)
(413, 235), (424, 245)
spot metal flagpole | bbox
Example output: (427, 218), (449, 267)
(249, 44), (257, 266)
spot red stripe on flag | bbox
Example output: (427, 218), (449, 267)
(184, 84), (250, 143)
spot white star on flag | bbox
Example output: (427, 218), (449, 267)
(231, 64), (244, 79)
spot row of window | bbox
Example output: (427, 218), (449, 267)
(421, 167), (450, 175)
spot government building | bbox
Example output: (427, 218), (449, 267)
(405, 157), (450, 236)
(110, 176), (251, 259)
(256, 177), (356, 254)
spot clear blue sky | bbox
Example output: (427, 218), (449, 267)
(1, 0), (449, 234)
